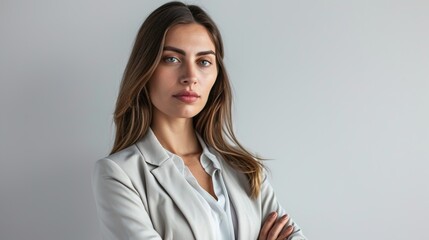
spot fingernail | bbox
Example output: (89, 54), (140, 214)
(271, 212), (277, 218)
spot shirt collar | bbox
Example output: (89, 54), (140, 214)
(166, 132), (222, 174)
(137, 128), (222, 172)
(196, 133), (222, 171)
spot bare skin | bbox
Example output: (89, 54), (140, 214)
(148, 23), (218, 199)
(152, 122), (217, 199)
(258, 212), (295, 240)
(149, 23), (292, 239)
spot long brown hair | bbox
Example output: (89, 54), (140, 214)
(111, 1), (263, 198)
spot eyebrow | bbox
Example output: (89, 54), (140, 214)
(163, 46), (215, 56)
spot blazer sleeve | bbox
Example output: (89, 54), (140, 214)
(260, 170), (307, 240)
(92, 158), (162, 240)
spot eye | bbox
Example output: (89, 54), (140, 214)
(163, 56), (180, 63)
(199, 59), (212, 67)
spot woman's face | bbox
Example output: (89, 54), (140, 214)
(148, 23), (218, 121)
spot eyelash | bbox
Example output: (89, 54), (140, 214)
(162, 56), (213, 67)
(199, 59), (212, 67)
(163, 56), (180, 63)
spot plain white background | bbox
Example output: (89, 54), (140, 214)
(1, 0), (428, 239)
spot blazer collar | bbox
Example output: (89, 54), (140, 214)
(134, 128), (258, 239)
(135, 128), (220, 168)
(134, 128), (170, 166)
(134, 128), (215, 239)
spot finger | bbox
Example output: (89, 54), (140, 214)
(267, 214), (289, 240)
(277, 225), (294, 239)
(258, 212), (278, 240)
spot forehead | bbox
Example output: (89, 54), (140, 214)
(164, 23), (215, 52)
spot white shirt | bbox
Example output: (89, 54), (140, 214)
(165, 134), (237, 240)
(93, 128), (307, 239)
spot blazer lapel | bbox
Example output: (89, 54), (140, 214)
(136, 129), (214, 240)
(221, 161), (260, 240)
(152, 160), (215, 239)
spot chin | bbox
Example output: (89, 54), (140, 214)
(175, 112), (200, 119)
(153, 105), (205, 120)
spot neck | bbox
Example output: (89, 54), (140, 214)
(150, 114), (201, 156)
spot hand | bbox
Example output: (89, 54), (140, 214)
(258, 212), (294, 240)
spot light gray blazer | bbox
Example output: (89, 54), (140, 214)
(92, 129), (306, 240)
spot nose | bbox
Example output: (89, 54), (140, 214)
(180, 77), (197, 85)
(180, 62), (198, 85)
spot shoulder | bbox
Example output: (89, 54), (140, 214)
(92, 143), (150, 183)
(91, 142), (158, 203)
(103, 144), (143, 166)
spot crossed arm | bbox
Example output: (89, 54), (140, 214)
(92, 159), (306, 240)
(257, 170), (307, 240)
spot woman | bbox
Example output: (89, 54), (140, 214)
(92, 2), (307, 240)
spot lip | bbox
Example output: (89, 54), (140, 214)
(173, 90), (200, 103)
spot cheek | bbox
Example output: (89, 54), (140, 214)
(203, 71), (218, 88)
(147, 77), (165, 105)
(148, 72), (172, 94)
(201, 77), (217, 104)
(146, 81), (157, 101)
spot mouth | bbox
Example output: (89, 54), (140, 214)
(173, 90), (200, 103)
